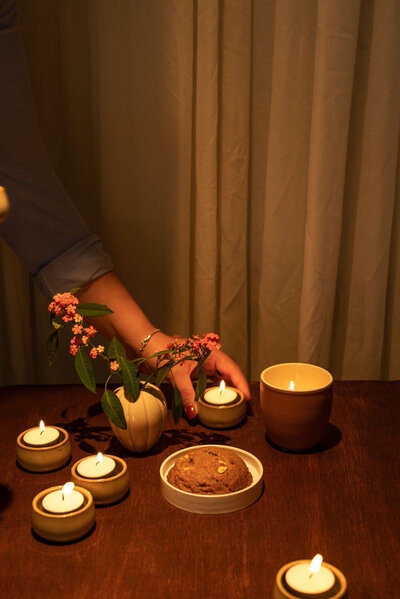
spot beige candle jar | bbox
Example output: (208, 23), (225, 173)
(71, 455), (129, 505)
(260, 363), (333, 452)
(31, 485), (95, 543)
(274, 560), (347, 599)
(197, 388), (246, 429)
(16, 426), (71, 472)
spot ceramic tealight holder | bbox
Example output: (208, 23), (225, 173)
(16, 426), (71, 472)
(274, 560), (347, 599)
(197, 384), (246, 429)
(31, 485), (95, 543)
(71, 455), (129, 505)
(260, 363), (333, 452)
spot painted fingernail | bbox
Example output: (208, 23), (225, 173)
(185, 405), (197, 419)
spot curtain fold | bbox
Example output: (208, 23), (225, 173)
(298, 1), (360, 367)
(192, 0), (219, 333)
(1, 0), (399, 385)
(334, 0), (400, 379)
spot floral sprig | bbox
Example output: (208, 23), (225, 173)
(47, 291), (221, 428)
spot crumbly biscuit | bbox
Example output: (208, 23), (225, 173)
(167, 447), (252, 495)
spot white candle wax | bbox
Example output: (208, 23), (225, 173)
(204, 385), (238, 405)
(23, 422), (60, 446)
(42, 485), (84, 514)
(76, 454), (116, 479)
(285, 562), (335, 595)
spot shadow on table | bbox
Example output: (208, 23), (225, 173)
(31, 522), (96, 546)
(265, 423), (342, 455)
(0, 483), (13, 514)
(57, 400), (236, 459)
(106, 427), (234, 459)
(15, 456), (72, 474)
(56, 401), (114, 455)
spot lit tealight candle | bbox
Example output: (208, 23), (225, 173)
(76, 453), (116, 479)
(285, 554), (335, 596)
(42, 482), (84, 514)
(23, 420), (60, 446)
(203, 380), (238, 405)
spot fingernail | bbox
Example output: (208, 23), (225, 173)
(185, 405), (197, 419)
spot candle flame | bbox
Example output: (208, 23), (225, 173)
(61, 482), (74, 501)
(95, 452), (104, 466)
(288, 380), (295, 390)
(219, 380), (226, 394)
(309, 554), (323, 577)
(39, 420), (45, 434)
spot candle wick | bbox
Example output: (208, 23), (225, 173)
(309, 573), (314, 579)
(40, 430), (44, 435)
(62, 493), (64, 501)
(95, 460), (100, 466)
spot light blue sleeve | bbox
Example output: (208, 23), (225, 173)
(0, 0), (113, 297)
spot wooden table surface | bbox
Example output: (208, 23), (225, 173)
(0, 381), (399, 599)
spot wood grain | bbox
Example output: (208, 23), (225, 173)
(0, 381), (399, 598)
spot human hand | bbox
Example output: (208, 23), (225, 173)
(142, 332), (251, 420)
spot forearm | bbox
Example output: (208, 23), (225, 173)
(74, 271), (250, 417)
(77, 271), (157, 358)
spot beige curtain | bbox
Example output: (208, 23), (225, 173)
(1, 0), (399, 385)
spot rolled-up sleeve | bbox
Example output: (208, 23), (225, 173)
(0, 0), (113, 297)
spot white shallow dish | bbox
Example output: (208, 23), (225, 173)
(160, 444), (263, 514)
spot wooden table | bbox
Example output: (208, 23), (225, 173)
(0, 381), (399, 598)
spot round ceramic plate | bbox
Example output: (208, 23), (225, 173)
(160, 444), (263, 514)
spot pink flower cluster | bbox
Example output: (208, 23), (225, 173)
(166, 333), (221, 360)
(48, 292), (79, 323)
(48, 293), (101, 356)
(69, 325), (98, 356)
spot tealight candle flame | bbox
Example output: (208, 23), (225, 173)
(39, 420), (45, 434)
(61, 482), (74, 501)
(219, 380), (226, 394)
(309, 554), (323, 578)
(95, 452), (104, 466)
(289, 380), (295, 391)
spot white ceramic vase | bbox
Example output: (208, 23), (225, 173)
(109, 384), (167, 453)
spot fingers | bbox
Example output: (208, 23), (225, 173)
(204, 350), (251, 402)
(171, 362), (198, 420)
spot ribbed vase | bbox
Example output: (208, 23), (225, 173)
(109, 384), (167, 453)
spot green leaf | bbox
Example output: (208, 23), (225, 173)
(195, 371), (208, 402)
(196, 358), (206, 377)
(101, 389), (127, 429)
(74, 347), (96, 393)
(47, 331), (59, 366)
(141, 349), (171, 360)
(76, 303), (113, 317)
(172, 386), (183, 424)
(155, 364), (171, 387)
(69, 287), (81, 295)
(108, 336), (126, 361)
(120, 357), (141, 401)
(51, 318), (62, 330)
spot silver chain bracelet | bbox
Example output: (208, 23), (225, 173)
(138, 329), (161, 357)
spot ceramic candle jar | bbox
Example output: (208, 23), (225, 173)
(31, 485), (95, 543)
(274, 559), (347, 599)
(71, 455), (129, 505)
(260, 363), (333, 451)
(16, 425), (71, 472)
(197, 385), (246, 429)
